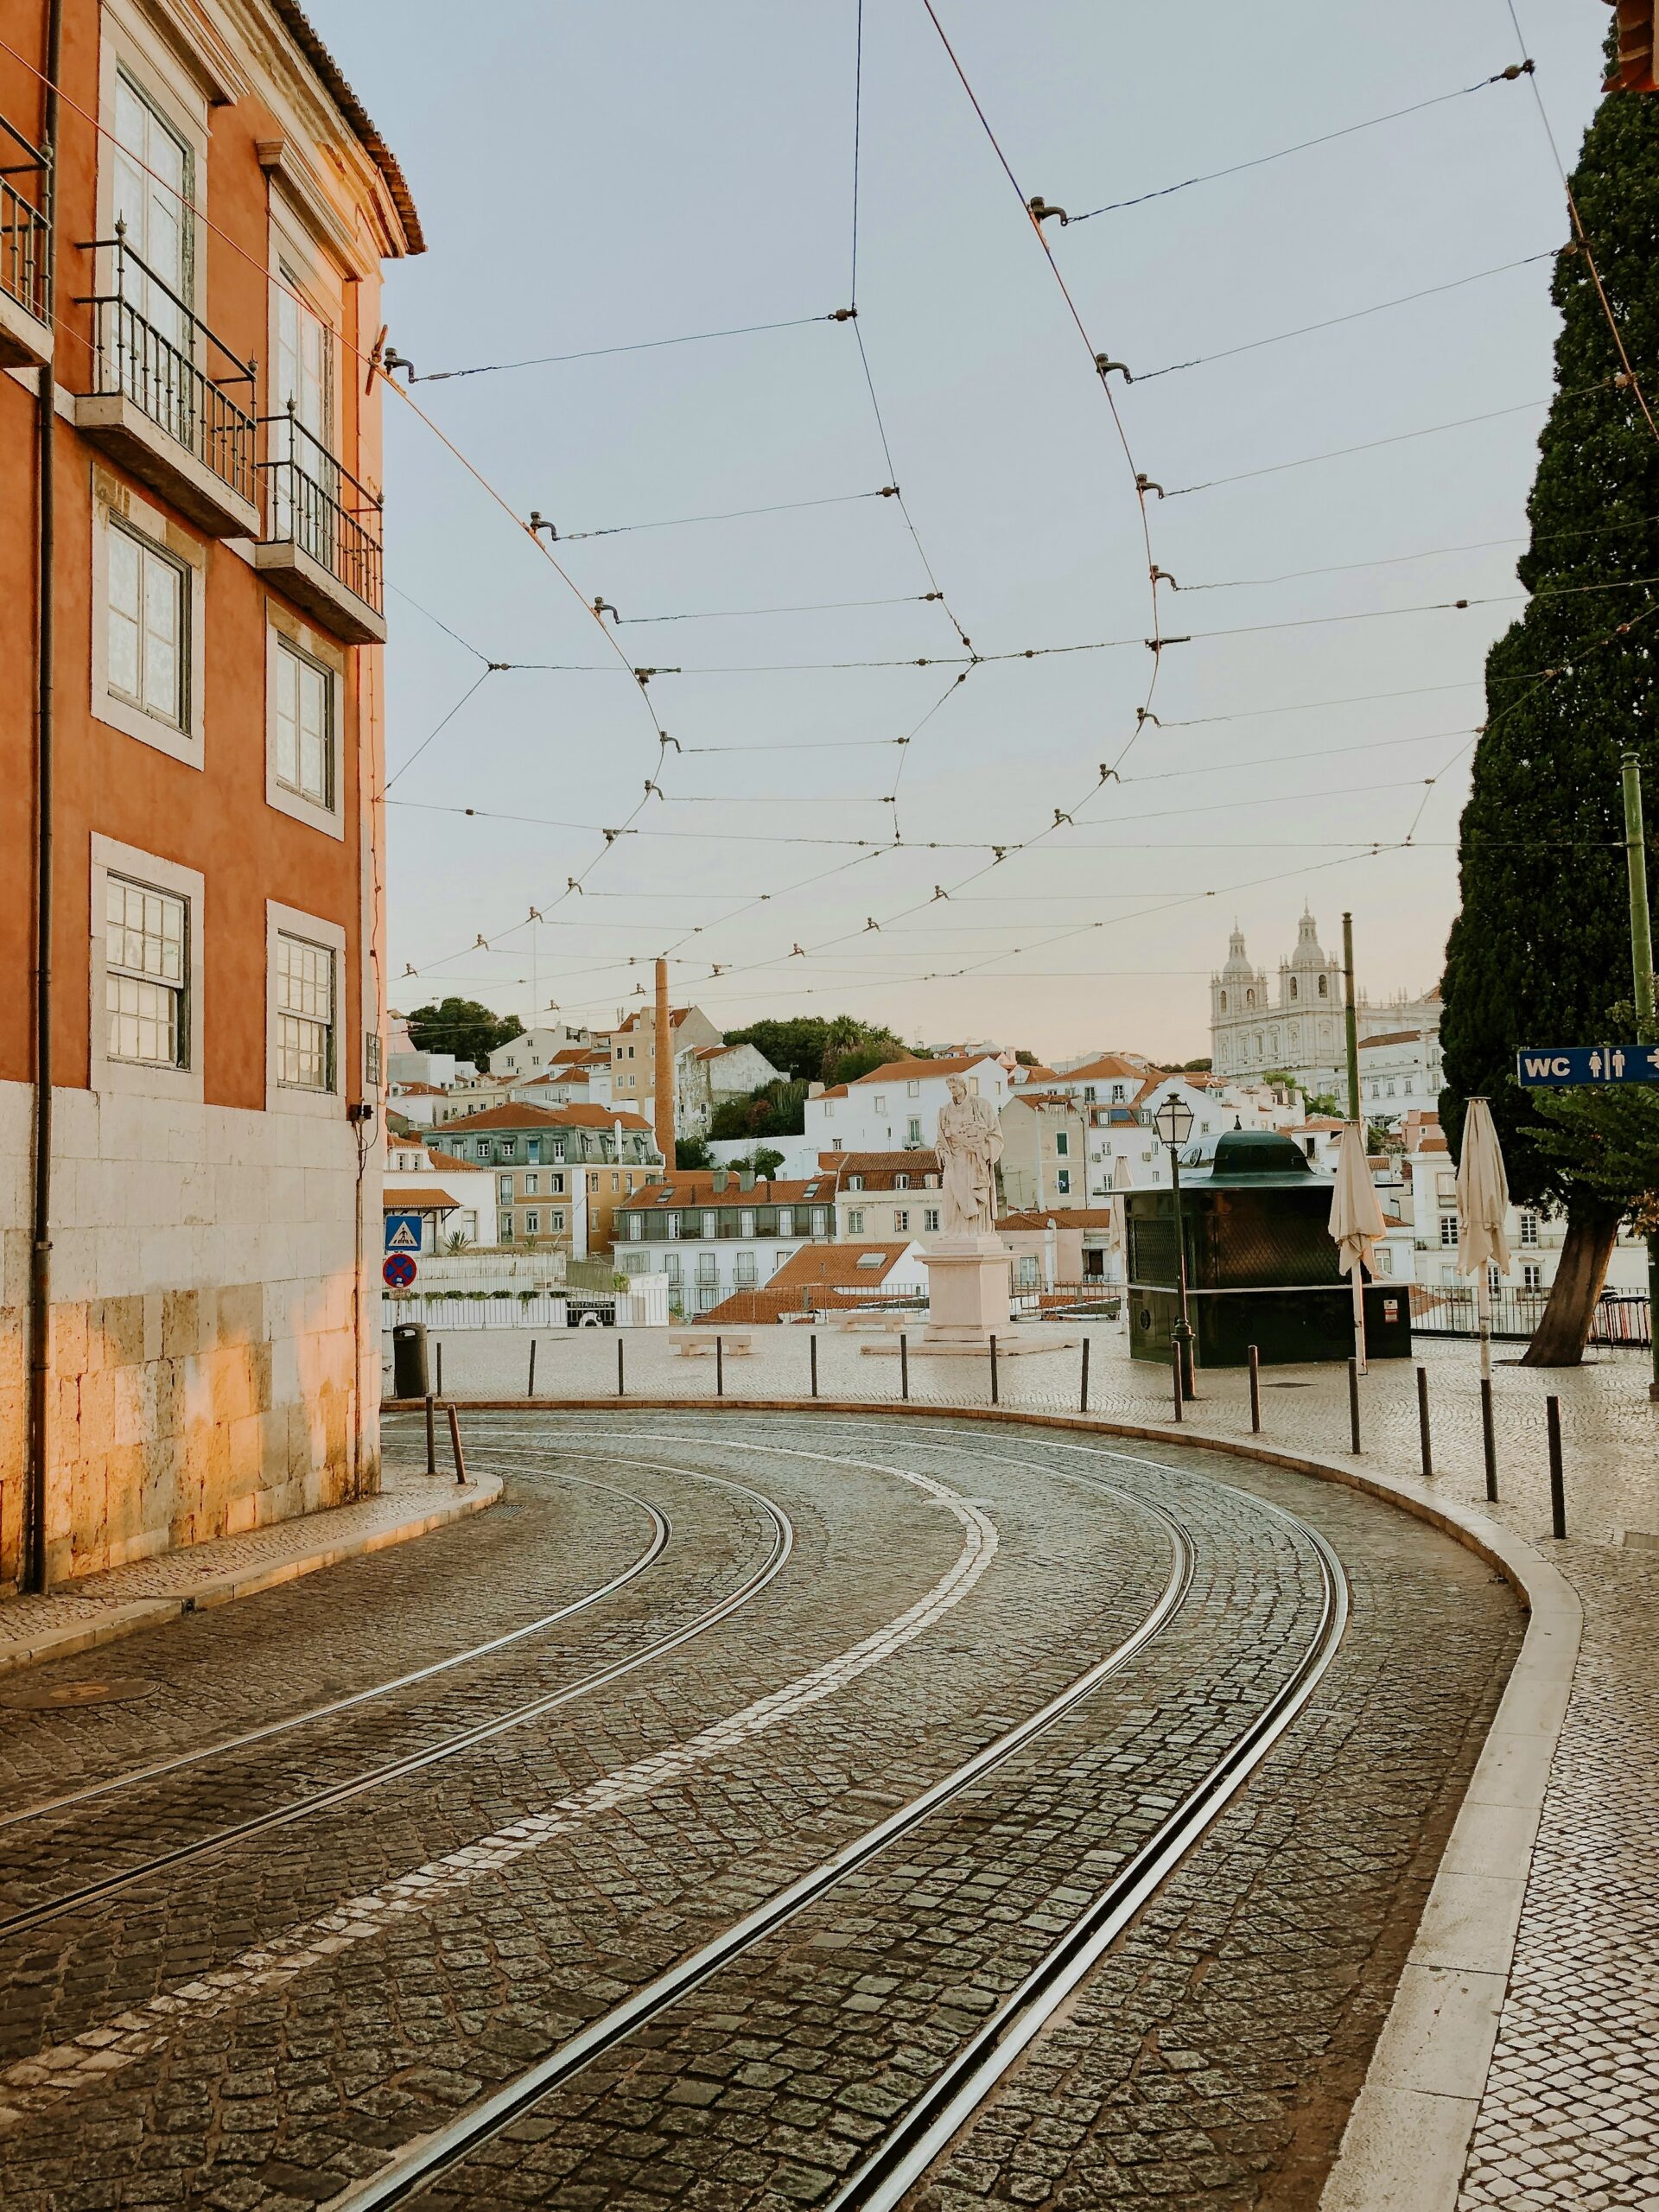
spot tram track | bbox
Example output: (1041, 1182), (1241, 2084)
(0, 1459), (794, 1944)
(315, 1419), (1346, 2212)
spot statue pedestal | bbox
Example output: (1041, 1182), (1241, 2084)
(863, 1236), (1077, 1357)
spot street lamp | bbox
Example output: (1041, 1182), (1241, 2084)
(1154, 1093), (1196, 1397)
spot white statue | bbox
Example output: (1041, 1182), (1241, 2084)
(935, 1075), (1003, 1238)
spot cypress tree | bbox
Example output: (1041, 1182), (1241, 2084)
(1440, 38), (1659, 1363)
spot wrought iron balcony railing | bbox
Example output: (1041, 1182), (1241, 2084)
(78, 225), (257, 507)
(0, 114), (50, 330)
(260, 404), (384, 619)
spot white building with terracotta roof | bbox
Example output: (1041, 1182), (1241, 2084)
(805, 1054), (1013, 1155)
(613, 1163), (841, 1314)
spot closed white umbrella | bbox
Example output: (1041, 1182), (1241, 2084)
(1329, 1120), (1388, 1373)
(1455, 1096), (1510, 1383)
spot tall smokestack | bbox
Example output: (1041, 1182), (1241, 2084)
(653, 957), (675, 1163)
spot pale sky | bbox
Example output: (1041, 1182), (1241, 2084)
(313, 0), (1605, 1062)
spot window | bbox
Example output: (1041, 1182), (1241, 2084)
(112, 73), (192, 344)
(1376, 1247), (1393, 1275)
(524, 1173), (539, 1196)
(702, 1211), (717, 1240)
(1055, 1132), (1069, 1156)
(873, 1095), (887, 1112)
(1520, 1212), (1539, 1247)
(627, 1214), (642, 1240)
(1217, 994), (1227, 1014)
(524, 1211), (540, 1236)
(778, 1207), (794, 1237)
(1084, 1084), (1096, 1103)
(1289, 976), (1299, 1001)
(1522, 1262), (1542, 1290)
(272, 636), (333, 809)
(1056, 1169), (1071, 1195)
(551, 1210), (565, 1232)
(664, 1252), (681, 1283)
(1016, 1255), (1039, 1288)
(735, 1252), (757, 1286)
(895, 1174), (911, 1191)
(810, 1208), (828, 1236)
(105, 874), (187, 1066)
(497, 1173), (513, 1203)
(1318, 975), (1329, 996)
(848, 1209), (865, 1234)
(924, 1208), (940, 1232)
(740, 1209), (756, 1237)
(968, 1077), (979, 1096)
(893, 1210), (910, 1232)
(108, 524), (187, 728)
(696, 1254), (717, 1285)
(500, 1213), (514, 1241)
(1440, 1215), (1459, 1247)
(274, 932), (334, 1090)
(527, 1139), (543, 1164)
(848, 1174), (864, 1192)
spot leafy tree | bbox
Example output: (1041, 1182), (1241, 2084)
(1440, 34), (1659, 1362)
(404, 998), (524, 1067)
(709, 1080), (807, 1141)
(1179, 1057), (1213, 1073)
(721, 1017), (831, 1084)
(752, 1146), (786, 1179)
(675, 1135), (712, 1171)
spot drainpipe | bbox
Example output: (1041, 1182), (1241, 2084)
(25, 0), (63, 1596)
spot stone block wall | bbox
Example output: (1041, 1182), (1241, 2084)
(0, 1082), (378, 1586)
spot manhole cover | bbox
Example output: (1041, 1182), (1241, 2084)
(0, 1678), (156, 1711)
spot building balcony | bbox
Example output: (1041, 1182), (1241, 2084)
(254, 409), (385, 644)
(0, 118), (52, 369)
(73, 228), (259, 537)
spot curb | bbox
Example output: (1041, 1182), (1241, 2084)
(391, 1394), (1577, 2211)
(0, 1471), (503, 1680)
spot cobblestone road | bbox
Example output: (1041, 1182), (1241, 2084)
(0, 1411), (1519, 2210)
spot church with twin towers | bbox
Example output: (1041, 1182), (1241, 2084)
(1210, 909), (1441, 1099)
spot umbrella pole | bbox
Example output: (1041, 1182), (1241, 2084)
(1351, 1265), (1369, 1376)
(1477, 1266), (1492, 1384)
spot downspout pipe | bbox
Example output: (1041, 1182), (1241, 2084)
(26, 0), (63, 1595)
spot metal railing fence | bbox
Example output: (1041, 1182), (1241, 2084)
(0, 115), (50, 326)
(260, 404), (384, 613)
(1408, 1283), (1651, 1348)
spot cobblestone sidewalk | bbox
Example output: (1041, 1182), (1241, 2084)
(0, 1460), (499, 1678)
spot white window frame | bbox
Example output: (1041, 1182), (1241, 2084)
(91, 474), (206, 768)
(265, 900), (347, 1116)
(847, 1209), (864, 1235)
(924, 1208), (940, 1232)
(893, 1209), (910, 1232)
(89, 834), (204, 1103)
(265, 613), (345, 838)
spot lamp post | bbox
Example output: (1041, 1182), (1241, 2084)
(1154, 1093), (1196, 1396)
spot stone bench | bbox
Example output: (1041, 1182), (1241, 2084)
(668, 1329), (753, 1356)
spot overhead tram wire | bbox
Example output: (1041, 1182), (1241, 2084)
(614, 592), (941, 625)
(392, 309), (852, 385)
(548, 485), (905, 543)
(1135, 250), (1557, 379)
(1059, 62), (1536, 222)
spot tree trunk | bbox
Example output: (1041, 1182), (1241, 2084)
(1520, 1196), (1622, 1366)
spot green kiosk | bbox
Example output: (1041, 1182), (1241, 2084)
(1124, 1128), (1411, 1369)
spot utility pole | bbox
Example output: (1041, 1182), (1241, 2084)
(1342, 912), (1361, 1125)
(1620, 751), (1659, 1398)
(652, 957), (676, 1170)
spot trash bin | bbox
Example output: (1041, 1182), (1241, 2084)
(392, 1321), (430, 1398)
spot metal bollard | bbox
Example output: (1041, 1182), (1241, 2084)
(445, 1401), (467, 1485)
(716, 1334), (725, 1399)
(1080, 1335), (1090, 1415)
(1347, 1357), (1361, 1455)
(1547, 1395), (1566, 1538)
(435, 1339), (443, 1399)
(900, 1332), (909, 1402)
(1480, 1376), (1498, 1501)
(1416, 1363), (1433, 1478)
(616, 1334), (626, 1397)
(528, 1338), (537, 1398)
(1248, 1344), (1261, 1433)
(810, 1330), (818, 1399)
(1171, 1338), (1183, 1422)
(424, 1393), (436, 1475)
(989, 1333), (999, 1406)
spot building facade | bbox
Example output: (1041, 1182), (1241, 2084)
(1210, 910), (1441, 1096)
(2, 0), (418, 1586)
(614, 1166), (837, 1313)
(436, 1103), (662, 1259)
(805, 1055), (1013, 1155)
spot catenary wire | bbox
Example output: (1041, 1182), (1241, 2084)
(402, 311), (848, 384)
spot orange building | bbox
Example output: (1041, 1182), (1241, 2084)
(1, 1), (421, 1588)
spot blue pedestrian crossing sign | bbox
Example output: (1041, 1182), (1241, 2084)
(385, 1211), (423, 1253)
(1515, 1044), (1659, 1088)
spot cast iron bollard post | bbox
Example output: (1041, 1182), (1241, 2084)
(810, 1331), (818, 1399)
(528, 1338), (537, 1397)
(989, 1333), (999, 1406)
(1248, 1344), (1261, 1433)
(424, 1393), (436, 1475)
(1480, 1377), (1498, 1501)
(1547, 1395), (1566, 1538)
(445, 1401), (467, 1485)
(1079, 1336), (1090, 1414)
(716, 1334), (724, 1399)
(435, 1339), (443, 1398)
(1171, 1338), (1183, 1422)
(616, 1335), (625, 1398)
(1416, 1364), (1433, 1477)
(1347, 1357), (1361, 1455)
(900, 1332), (909, 1402)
